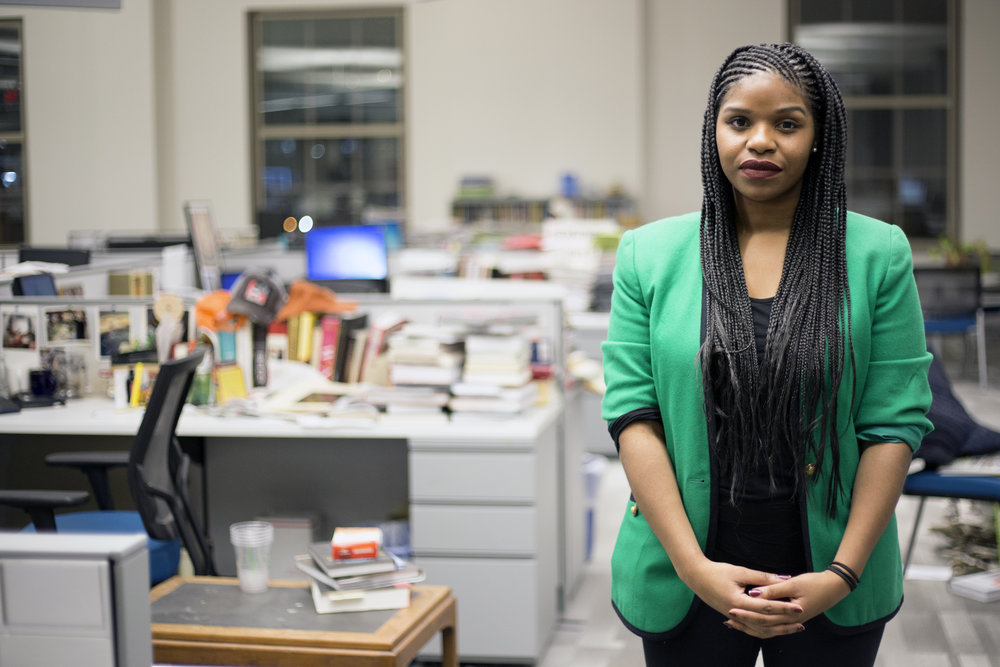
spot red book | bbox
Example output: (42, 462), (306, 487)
(318, 314), (341, 380)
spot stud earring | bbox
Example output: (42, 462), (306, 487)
(812, 146), (818, 153)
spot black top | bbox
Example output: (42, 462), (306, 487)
(714, 295), (805, 574)
(718, 296), (796, 501)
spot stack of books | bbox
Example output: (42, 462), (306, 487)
(377, 323), (464, 421)
(449, 333), (536, 420)
(295, 539), (425, 614)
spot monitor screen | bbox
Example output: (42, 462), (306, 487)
(12, 273), (58, 296)
(305, 225), (389, 281)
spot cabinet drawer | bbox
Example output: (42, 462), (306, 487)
(409, 451), (535, 502)
(414, 557), (544, 661)
(411, 505), (536, 555)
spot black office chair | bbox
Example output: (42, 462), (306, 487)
(913, 266), (987, 387)
(0, 347), (217, 582)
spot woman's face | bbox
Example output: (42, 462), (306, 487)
(715, 71), (816, 210)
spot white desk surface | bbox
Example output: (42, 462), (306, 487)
(0, 397), (561, 441)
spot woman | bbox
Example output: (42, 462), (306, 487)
(601, 43), (933, 666)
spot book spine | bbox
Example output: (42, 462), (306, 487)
(296, 311), (316, 363)
(251, 323), (268, 387)
(287, 316), (300, 361)
(234, 323), (253, 393)
(318, 314), (341, 380)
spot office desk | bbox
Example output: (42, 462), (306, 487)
(0, 397), (571, 664)
(150, 577), (457, 667)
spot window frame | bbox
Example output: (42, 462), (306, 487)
(0, 17), (27, 244)
(788, 0), (959, 242)
(246, 7), (406, 233)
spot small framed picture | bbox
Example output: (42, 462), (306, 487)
(45, 308), (89, 344)
(3, 311), (38, 350)
(99, 310), (132, 357)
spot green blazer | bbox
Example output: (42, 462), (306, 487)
(601, 210), (933, 636)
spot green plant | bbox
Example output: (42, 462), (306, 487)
(929, 236), (992, 273)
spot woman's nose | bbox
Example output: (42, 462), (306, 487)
(746, 124), (775, 153)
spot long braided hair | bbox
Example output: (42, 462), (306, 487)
(699, 43), (853, 516)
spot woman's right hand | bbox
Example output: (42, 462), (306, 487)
(682, 558), (806, 638)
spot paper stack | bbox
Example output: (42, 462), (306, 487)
(948, 569), (1000, 603)
(449, 333), (536, 420)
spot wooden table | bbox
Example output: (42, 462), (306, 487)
(149, 577), (457, 667)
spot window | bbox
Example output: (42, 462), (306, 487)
(248, 9), (405, 238)
(790, 0), (957, 239)
(0, 19), (24, 244)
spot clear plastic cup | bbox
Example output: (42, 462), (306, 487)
(229, 521), (274, 593)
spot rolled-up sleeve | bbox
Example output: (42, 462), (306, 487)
(601, 230), (659, 422)
(854, 225), (934, 450)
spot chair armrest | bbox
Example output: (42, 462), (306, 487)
(0, 489), (90, 532)
(45, 451), (129, 511)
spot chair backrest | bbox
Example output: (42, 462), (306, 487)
(127, 346), (215, 574)
(912, 266), (981, 320)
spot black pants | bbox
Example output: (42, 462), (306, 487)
(641, 598), (885, 667)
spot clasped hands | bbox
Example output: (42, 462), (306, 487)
(685, 559), (850, 639)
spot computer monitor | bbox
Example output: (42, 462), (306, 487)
(183, 200), (223, 292)
(11, 272), (58, 296)
(0, 533), (152, 667)
(18, 246), (91, 267)
(304, 224), (390, 292)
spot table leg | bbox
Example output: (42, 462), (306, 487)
(441, 623), (458, 667)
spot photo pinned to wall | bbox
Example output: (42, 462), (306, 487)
(99, 309), (132, 357)
(40, 342), (92, 398)
(44, 307), (89, 345)
(3, 310), (38, 350)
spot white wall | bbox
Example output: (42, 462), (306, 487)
(643, 0), (784, 221)
(11, 1), (157, 244)
(408, 0), (641, 230)
(9, 0), (1000, 247)
(960, 0), (1000, 247)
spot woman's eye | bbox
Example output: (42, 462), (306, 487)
(727, 117), (749, 129)
(778, 120), (801, 131)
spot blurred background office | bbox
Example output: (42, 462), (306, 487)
(0, 0), (995, 254)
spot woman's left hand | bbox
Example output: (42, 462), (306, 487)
(723, 570), (851, 636)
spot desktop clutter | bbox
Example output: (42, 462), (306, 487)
(227, 519), (424, 613)
(184, 270), (554, 426)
